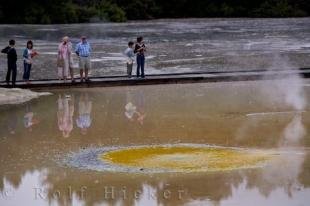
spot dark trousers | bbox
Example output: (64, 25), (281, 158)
(6, 63), (17, 85)
(23, 62), (32, 80)
(136, 54), (145, 77)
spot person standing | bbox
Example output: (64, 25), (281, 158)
(1, 39), (17, 86)
(134, 36), (146, 78)
(75, 36), (91, 82)
(22, 40), (38, 84)
(57, 36), (74, 82)
(124, 41), (135, 78)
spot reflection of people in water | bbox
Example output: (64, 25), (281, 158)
(23, 104), (39, 132)
(136, 90), (146, 125)
(124, 90), (146, 125)
(76, 93), (92, 135)
(7, 110), (18, 135)
(57, 94), (74, 138)
(125, 102), (137, 121)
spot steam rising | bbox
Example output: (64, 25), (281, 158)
(262, 54), (306, 111)
(242, 54), (307, 146)
(267, 54), (307, 145)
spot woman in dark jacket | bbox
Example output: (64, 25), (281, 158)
(134, 36), (146, 78)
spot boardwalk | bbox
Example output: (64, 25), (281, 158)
(1, 68), (310, 90)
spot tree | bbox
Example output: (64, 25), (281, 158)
(0, 0), (309, 23)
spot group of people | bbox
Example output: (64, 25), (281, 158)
(124, 36), (146, 78)
(1, 36), (147, 86)
(57, 36), (92, 83)
(1, 40), (38, 86)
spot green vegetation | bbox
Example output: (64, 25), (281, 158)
(0, 0), (309, 23)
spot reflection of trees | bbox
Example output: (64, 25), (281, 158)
(299, 153), (310, 188)
(245, 154), (305, 198)
(41, 169), (244, 206)
(0, 177), (2, 192)
(0, 98), (56, 192)
(1, 128), (307, 206)
(43, 171), (141, 206)
(39, 155), (307, 206)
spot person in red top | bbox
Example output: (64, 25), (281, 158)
(23, 40), (38, 84)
